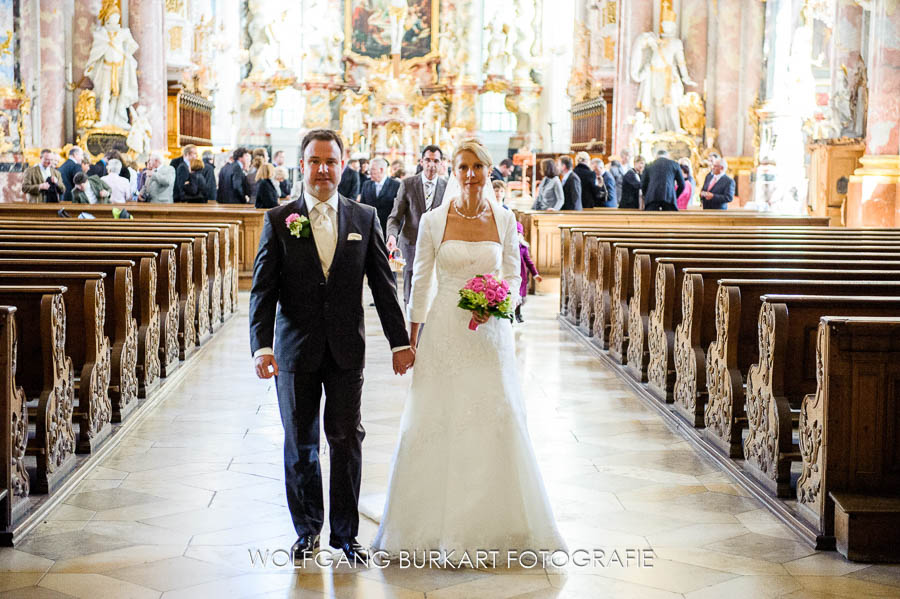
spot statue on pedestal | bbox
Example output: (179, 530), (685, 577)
(630, 10), (696, 133)
(84, 4), (139, 129)
(483, 22), (512, 78)
(126, 105), (152, 159)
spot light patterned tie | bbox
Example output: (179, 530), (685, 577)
(424, 179), (435, 210)
(313, 202), (336, 277)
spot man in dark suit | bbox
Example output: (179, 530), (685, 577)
(699, 157), (735, 209)
(337, 159), (360, 199)
(360, 157), (400, 234)
(250, 129), (414, 564)
(641, 150), (684, 211)
(87, 153), (109, 178)
(559, 155), (583, 211)
(619, 156), (645, 209)
(219, 147), (251, 203)
(59, 147), (83, 203)
(491, 158), (514, 182)
(273, 150), (292, 198)
(386, 145), (447, 305)
(173, 145), (198, 203)
(593, 159), (618, 207)
(216, 157), (234, 203)
(572, 152), (601, 209)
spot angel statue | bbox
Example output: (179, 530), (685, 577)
(84, 3), (139, 129)
(630, 14), (696, 133)
(126, 105), (152, 159)
(340, 90), (366, 152)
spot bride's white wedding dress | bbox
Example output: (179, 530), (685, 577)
(371, 199), (565, 559)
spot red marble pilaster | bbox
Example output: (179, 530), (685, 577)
(611, 0), (652, 156)
(129, 0), (168, 151)
(39, 0), (66, 148)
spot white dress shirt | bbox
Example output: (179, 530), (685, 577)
(253, 191), (409, 359)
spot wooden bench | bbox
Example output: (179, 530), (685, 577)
(741, 295), (900, 499)
(647, 258), (900, 406)
(0, 286), (74, 494)
(0, 231), (207, 345)
(0, 273), (111, 454)
(0, 259), (138, 421)
(0, 242), (184, 372)
(0, 306), (28, 534)
(609, 244), (900, 367)
(663, 268), (900, 426)
(795, 316), (900, 560)
(703, 281), (900, 463)
(0, 221), (229, 327)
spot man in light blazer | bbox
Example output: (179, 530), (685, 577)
(386, 145), (447, 305)
(699, 156), (735, 209)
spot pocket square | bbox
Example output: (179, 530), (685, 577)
(347, 233), (362, 241)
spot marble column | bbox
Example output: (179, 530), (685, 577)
(39, 0), (66, 149)
(72, 1), (103, 90)
(831, 0), (864, 85)
(712, 0), (742, 155)
(611, 0), (653, 156)
(18, 0), (39, 148)
(846, 0), (900, 226)
(679, 0), (708, 109)
(129, 0), (168, 151)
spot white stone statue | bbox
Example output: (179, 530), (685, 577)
(630, 18), (696, 133)
(483, 22), (512, 77)
(126, 105), (152, 158)
(388, 0), (409, 55)
(340, 90), (366, 152)
(247, 0), (277, 78)
(84, 9), (139, 129)
(305, 0), (343, 78)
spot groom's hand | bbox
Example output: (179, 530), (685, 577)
(392, 348), (415, 375)
(255, 355), (279, 379)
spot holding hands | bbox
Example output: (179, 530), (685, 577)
(393, 347), (415, 375)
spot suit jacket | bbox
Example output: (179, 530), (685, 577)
(255, 178), (279, 209)
(223, 165), (250, 204)
(72, 175), (111, 204)
(600, 171), (617, 207)
(279, 178), (292, 198)
(641, 157), (685, 210)
(217, 162), (234, 203)
(202, 160), (217, 204)
(87, 160), (107, 178)
(140, 165), (176, 203)
(249, 196), (409, 371)
(619, 168), (642, 209)
(490, 167), (507, 182)
(361, 176), (401, 234)
(700, 172), (735, 209)
(22, 165), (65, 203)
(59, 159), (81, 202)
(173, 162), (190, 202)
(184, 170), (208, 203)
(386, 174), (447, 249)
(561, 172), (583, 211)
(337, 166), (360, 199)
(573, 163), (602, 209)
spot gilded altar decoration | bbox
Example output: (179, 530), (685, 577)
(84, 5), (139, 129)
(630, 8), (696, 133)
(678, 92), (706, 137)
(75, 89), (99, 131)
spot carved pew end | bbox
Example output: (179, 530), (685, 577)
(831, 493), (900, 562)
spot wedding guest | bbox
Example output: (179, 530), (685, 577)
(139, 154), (176, 203)
(358, 157), (370, 191)
(516, 221), (541, 323)
(72, 171), (111, 204)
(641, 149), (684, 211)
(247, 147), (268, 201)
(676, 159), (694, 210)
(531, 159), (564, 210)
(360, 157), (400, 232)
(559, 155), (582, 210)
(183, 158), (209, 203)
(222, 147), (251, 203)
(254, 163), (280, 209)
(23, 149), (65, 203)
(101, 159), (131, 203)
(491, 158), (514, 182)
(591, 158), (618, 207)
(80, 156), (92, 174)
(391, 160), (406, 179)
(619, 156), (645, 209)
(217, 153), (235, 203)
(274, 167), (291, 199)
(59, 146), (83, 202)
(201, 150), (217, 204)
(337, 157), (360, 199)
(173, 144), (198, 202)
(492, 179), (510, 209)
(699, 156), (735, 209)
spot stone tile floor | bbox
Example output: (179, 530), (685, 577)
(2, 291), (899, 598)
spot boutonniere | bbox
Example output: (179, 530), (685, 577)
(285, 213), (311, 238)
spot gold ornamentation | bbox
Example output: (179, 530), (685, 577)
(169, 26), (184, 52)
(76, 89), (99, 131)
(166, 0), (185, 14)
(678, 92), (706, 138)
(99, 0), (121, 24)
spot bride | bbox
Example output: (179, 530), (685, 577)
(371, 140), (565, 564)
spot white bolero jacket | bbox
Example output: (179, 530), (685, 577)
(407, 200), (522, 323)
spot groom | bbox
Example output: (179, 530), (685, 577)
(250, 129), (415, 562)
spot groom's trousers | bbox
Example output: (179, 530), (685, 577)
(275, 346), (366, 541)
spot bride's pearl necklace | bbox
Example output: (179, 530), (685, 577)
(453, 200), (489, 220)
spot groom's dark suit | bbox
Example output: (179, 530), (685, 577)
(249, 194), (409, 541)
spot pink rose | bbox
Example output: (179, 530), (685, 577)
(471, 280), (485, 293)
(500, 280), (509, 290)
(496, 288), (507, 301)
(285, 214), (299, 225)
(485, 289), (497, 303)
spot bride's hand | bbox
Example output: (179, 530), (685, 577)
(471, 311), (490, 325)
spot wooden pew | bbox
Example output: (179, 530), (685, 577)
(0, 306), (28, 534)
(741, 295), (900, 500)
(0, 259), (138, 421)
(0, 286), (74, 494)
(0, 220), (230, 327)
(646, 257), (900, 406)
(662, 267), (900, 426)
(609, 243), (900, 367)
(566, 228), (900, 329)
(0, 242), (184, 375)
(703, 280), (900, 463)
(0, 273), (110, 454)
(0, 231), (208, 345)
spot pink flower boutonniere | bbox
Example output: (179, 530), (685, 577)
(285, 213), (311, 238)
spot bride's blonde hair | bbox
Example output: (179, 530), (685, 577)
(452, 139), (493, 170)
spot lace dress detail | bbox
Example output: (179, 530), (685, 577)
(371, 230), (566, 559)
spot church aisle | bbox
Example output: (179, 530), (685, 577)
(1, 293), (900, 599)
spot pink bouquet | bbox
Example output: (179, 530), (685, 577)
(458, 274), (514, 331)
